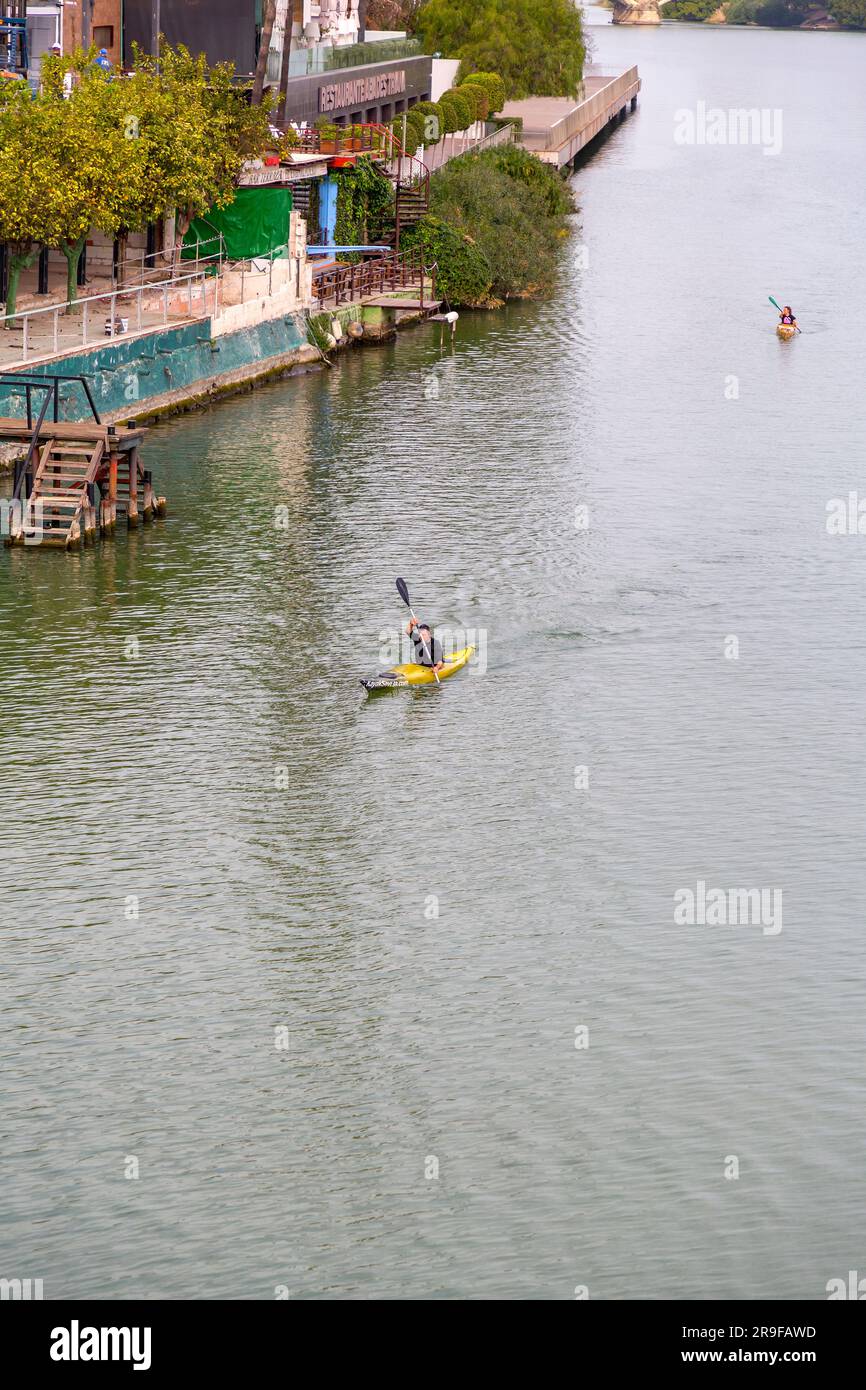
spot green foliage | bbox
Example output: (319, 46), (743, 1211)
(0, 42), (270, 314)
(483, 142), (574, 217)
(828, 0), (866, 23)
(459, 71), (507, 114)
(724, 0), (759, 20)
(440, 89), (475, 131)
(401, 215), (493, 306)
(456, 82), (489, 121)
(664, 0), (718, 16)
(410, 99), (445, 144)
(751, 0), (812, 20)
(333, 157), (394, 251)
(418, 1), (585, 100)
(392, 109), (425, 154)
(404, 144), (574, 305)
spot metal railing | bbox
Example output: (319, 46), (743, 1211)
(0, 372), (103, 503)
(1, 269), (218, 365)
(420, 120), (517, 174)
(519, 68), (641, 151)
(268, 34), (422, 82)
(311, 247), (432, 309)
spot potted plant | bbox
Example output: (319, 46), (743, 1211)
(316, 117), (339, 154)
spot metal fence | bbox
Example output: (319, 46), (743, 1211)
(312, 247), (431, 309)
(1, 269), (218, 365)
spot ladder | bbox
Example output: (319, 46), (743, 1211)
(21, 427), (107, 548)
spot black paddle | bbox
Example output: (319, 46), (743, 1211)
(396, 577), (440, 684)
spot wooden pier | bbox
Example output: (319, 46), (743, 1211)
(1, 374), (166, 550)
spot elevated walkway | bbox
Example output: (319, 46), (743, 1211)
(502, 67), (641, 168)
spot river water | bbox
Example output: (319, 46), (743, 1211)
(3, 24), (866, 1301)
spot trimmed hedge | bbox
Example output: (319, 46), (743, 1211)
(456, 82), (489, 122)
(459, 71), (506, 115)
(440, 89), (474, 132)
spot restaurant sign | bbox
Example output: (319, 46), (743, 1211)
(319, 68), (407, 114)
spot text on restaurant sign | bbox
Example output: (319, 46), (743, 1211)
(319, 69), (407, 114)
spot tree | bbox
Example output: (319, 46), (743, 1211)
(0, 42), (272, 320)
(119, 45), (271, 269)
(417, 0), (585, 99)
(826, 0), (866, 22)
(0, 86), (64, 320)
(252, 1), (278, 106)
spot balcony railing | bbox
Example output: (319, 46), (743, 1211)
(268, 35), (422, 83)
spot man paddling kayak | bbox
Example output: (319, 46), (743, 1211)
(406, 616), (444, 673)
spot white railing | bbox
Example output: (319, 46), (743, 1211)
(1, 269), (219, 365)
(111, 231), (227, 289)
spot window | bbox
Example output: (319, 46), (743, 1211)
(93, 26), (114, 49)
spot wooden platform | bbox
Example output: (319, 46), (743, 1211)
(3, 416), (163, 550)
(365, 298), (443, 311)
(0, 418), (146, 448)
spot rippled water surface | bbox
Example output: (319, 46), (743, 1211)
(3, 25), (866, 1299)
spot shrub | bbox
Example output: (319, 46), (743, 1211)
(458, 71), (506, 114)
(457, 83), (490, 122)
(401, 215), (494, 307)
(482, 142), (574, 217)
(407, 100), (446, 145)
(440, 89), (474, 132)
(392, 114), (422, 155)
(425, 146), (572, 299)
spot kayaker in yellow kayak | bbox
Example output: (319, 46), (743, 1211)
(779, 305), (798, 328)
(406, 616), (445, 674)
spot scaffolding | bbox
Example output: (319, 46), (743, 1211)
(0, 1), (28, 78)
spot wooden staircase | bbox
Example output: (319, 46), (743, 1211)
(20, 425), (107, 548)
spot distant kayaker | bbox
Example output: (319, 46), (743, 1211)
(779, 305), (797, 327)
(406, 616), (444, 672)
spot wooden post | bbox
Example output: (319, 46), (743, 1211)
(142, 468), (155, 522)
(127, 446), (139, 528)
(102, 446), (119, 533)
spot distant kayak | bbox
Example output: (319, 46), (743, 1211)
(777, 324), (796, 340)
(360, 645), (475, 692)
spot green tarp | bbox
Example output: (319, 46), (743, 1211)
(182, 186), (293, 262)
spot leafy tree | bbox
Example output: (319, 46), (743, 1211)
(459, 71), (506, 114)
(826, 0), (866, 20)
(724, 0), (759, 21)
(0, 87), (65, 319)
(456, 82), (489, 122)
(439, 89), (474, 131)
(119, 45), (271, 270)
(401, 215), (493, 305)
(415, 144), (574, 301)
(664, 0), (719, 16)
(417, 0), (585, 99)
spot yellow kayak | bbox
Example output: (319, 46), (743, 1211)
(361, 645), (475, 692)
(776, 324), (796, 340)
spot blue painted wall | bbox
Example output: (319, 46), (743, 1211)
(0, 313), (309, 421)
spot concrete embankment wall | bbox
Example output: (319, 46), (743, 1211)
(0, 311), (319, 428)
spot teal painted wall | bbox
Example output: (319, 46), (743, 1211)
(0, 313), (309, 421)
